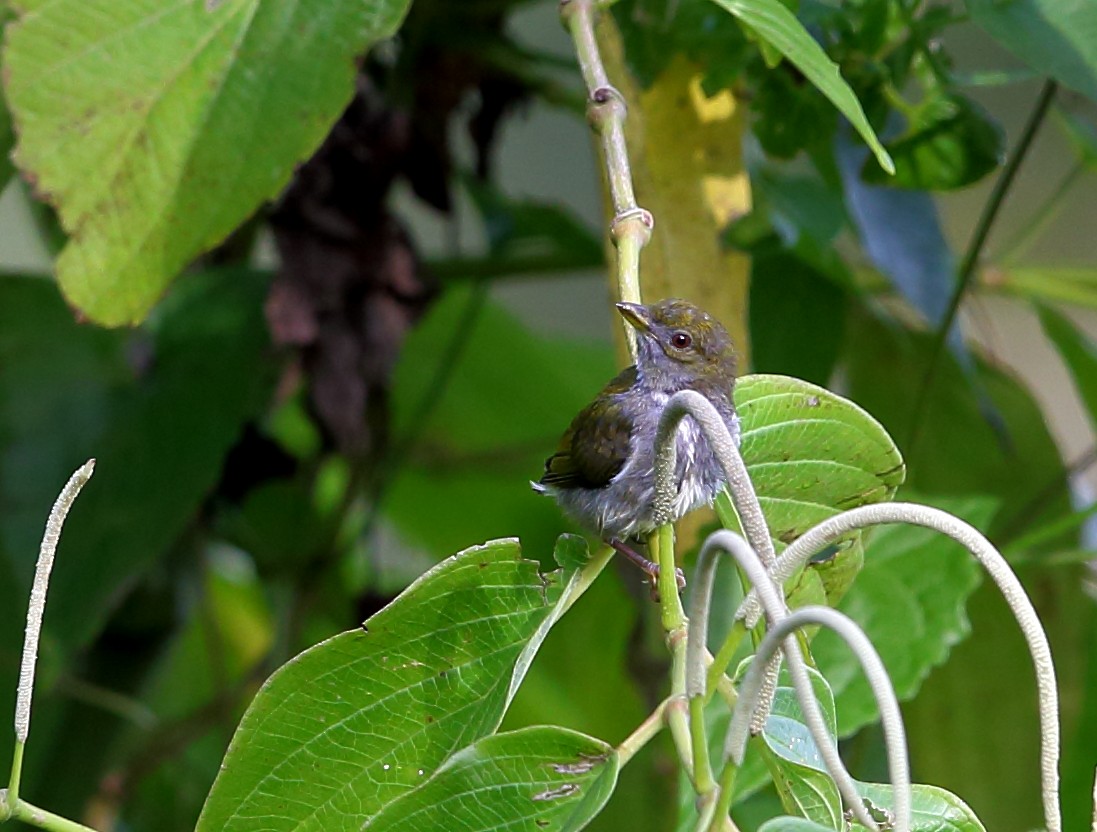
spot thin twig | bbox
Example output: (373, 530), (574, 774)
(726, 606), (911, 832)
(561, 0), (652, 351)
(735, 502), (1062, 832)
(907, 80), (1058, 454)
(617, 696), (670, 767)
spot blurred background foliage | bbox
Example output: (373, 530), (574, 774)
(1, 0), (1097, 830)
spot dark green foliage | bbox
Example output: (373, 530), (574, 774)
(1, 0), (1095, 830)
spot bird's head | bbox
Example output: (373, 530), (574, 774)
(616, 298), (738, 390)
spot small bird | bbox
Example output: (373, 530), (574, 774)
(532, 298), (740, 587)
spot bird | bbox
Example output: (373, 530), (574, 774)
(532, 298), (740, 588)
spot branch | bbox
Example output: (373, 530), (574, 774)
(734, 502), (1062, 832)
(726, 606), (911, 832)
(561, 0), (652, 354)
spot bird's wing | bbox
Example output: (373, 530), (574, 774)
(540, 366), (637, 489)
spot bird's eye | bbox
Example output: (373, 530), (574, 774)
(671, 332), (692, 349)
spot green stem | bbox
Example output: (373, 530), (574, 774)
(665, 696), (695, 782)
(690, 696), (715, 794)
(907, 79), (1057, 453)
(617, 698), (669, 767)
(561, 0), (652, 353)
(710, 760), (739, 831)
(705, 620), (747, 700)
(9, 800), (99, 832)
(653, 524), (685, 633)
(6, 742), (23, 805)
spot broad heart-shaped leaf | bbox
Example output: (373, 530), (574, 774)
(705, 0), (894, 174)
(720, 374), (904, 607)
(813, 496), (997, 736)
(197, 539), (578, 832)
(361, 727), (618, 832)
(850, 782), (986, 832)
(755, 664), (842, 829)
(965, 0), (1097, 103)
(3, 0), (411, 326)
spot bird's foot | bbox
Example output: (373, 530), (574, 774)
(609, 538), (686, 600)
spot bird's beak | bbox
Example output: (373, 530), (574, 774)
(616, 302), (652, 333)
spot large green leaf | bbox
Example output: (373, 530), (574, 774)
(3, 0), (411, 325)
(965, 0), (1097, 103)
(850, 782), (985, 832)
(705, 0), (894, 174)
(505, 563), (671, 832)
(721, 374), (905, 607)
(197, 539), (575, 831)
(361, 726), (618, 832)
(813, 496), (996, 736)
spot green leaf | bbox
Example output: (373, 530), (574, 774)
(504, 566), (671, 832)
(0, 4), (13, 193)
(756, 664), (842, 829)
(753, 664), (989, 832)
(861, 94), (1003, 190)
(361, 726), (618, 832)
(3, 0), (411, 325)
(612, 0), (752, 91)
(1038, 304), (1097, 421)
(758, 818), (836, 832)
(843, 304), (1068, 535)
(990, 266), (1097, 309)
(197, 539), (573, 831)
(750, 251), (848, 386)
(705, 0), (894, 174)
(0, 269), (274, 649)
(721, 374), (904, 606)
(965, 0), (1097, 103)
(813, 495), (997, 736)
(850, 782), (986, 832)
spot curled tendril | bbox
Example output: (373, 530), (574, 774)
(732, 503), (1061, 832)
(726, 606), (911, 832)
